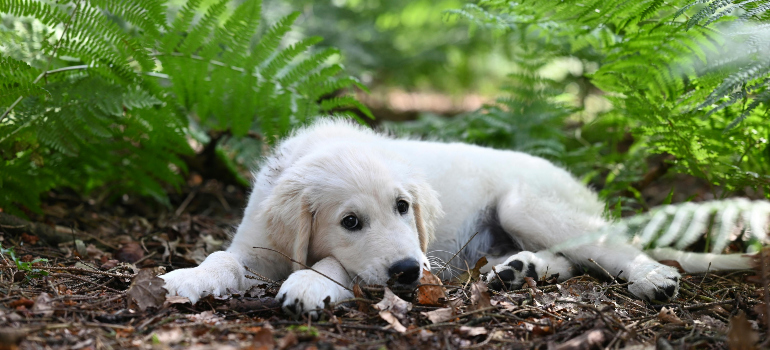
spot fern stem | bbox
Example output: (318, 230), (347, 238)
(152, 52), (247, 73)
(0, 65), (90, 124)
(44, 0), (84, 81)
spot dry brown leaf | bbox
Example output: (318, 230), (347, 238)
(373, 287), (412, 320)
(31, 293), (52, 317)
(163, 295), (191, 306)
(126, 269), (166, 311)
(252, 326), (275, 350)
(374, 287), (412, 332)
(555, 329), (608, 350)
(379, 310), (407, 333)
(470, 281), (491, 310)
(277, 331), (298, 350)
(353, 283), (369, 312)
(523, 276), (542, 295)
(421, 308), (455, 324)
(115, 241), (144, 263)
(728, 310), (759, 350)
(658, 307), (684, 325)
(416, 269), (446, 306)
(453, 256), (488, 284)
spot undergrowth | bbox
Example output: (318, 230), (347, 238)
(0, 0), (371, 215)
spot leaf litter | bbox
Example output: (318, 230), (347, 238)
(0, 183), (767, 349)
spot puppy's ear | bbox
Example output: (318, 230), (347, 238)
(410, 180), (443, 253)
(262, 178), (313, 271)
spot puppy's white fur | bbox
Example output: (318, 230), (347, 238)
(161, 119), (750, 315)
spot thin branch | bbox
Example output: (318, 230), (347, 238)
(0, 264), (134, 278)
(436, 231), (480, 276)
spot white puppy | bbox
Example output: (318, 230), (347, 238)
(161, 118), (748, 318)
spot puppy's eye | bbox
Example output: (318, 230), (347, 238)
(341, 215), (362, 230)
(397, 200), (409, 214)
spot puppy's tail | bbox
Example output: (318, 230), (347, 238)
(646, 247), (753, 273)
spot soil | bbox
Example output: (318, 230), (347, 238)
(0, 180), (766, 349)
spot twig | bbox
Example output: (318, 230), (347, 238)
(174, 188), (198, 217)
(243, 265), (279, 285)
(51, 273), (124, 294)
(252, 247), (352, 292)
(588, 258), (614, 280)
(0, 264), (134, 278)
(436, 231), (480, 276)
(761, 249), (770, 348)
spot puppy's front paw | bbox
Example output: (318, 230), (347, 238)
(277, 269), (353, 319)
(627, 263), (680, 302)
(159, 251), (245, 304)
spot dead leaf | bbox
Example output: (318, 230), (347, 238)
(32, 293), (52, 317)
(85, 244), (105, 260)
(470, 281), (491, 310)
(524, 276), (542, 295)
(658, 307), (684, 325)
(379, 310), (407, 333)
(728, 310), (759, 350)
(126, 269), (166, 311)
(100, 259), (119, 270)
(374, 288), (412, 332)
(20, 233), (39, 245)
(152, 234), (180, 260)
(353, 284), (369, 312)
(459, 326), (487, 336)
(252, 327), (275, 350)
(416, 269), (446, 306)
(422, 308), (455, 324)
(554, 328), (608, 350)
(164, 295), (191, 306)
(453, 256), (488, 284)
(9, 298), (34, 309)
(277, 331), (298, 350)
(115, 241), (144, 263)
(373, 287), (412, 320)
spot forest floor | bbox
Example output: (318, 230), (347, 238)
(0, 179), (767, 350)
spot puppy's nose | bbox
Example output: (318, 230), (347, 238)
(388, 258), (421, 284)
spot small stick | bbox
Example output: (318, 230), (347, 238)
(588, 258), (614, 280)
(0, 264), (134, 278)
(436, 231), (480, 276)
(243, 265), (279, 285)
(252, 247), (352, 292)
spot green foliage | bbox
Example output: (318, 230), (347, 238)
(405, 0), (770, 208)
(263, 0), (510, 93)
(0, 243), (49, 280)
(561, 198), (770, 254)
(0, 0), (370, 215)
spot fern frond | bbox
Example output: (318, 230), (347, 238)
(564, 199), (770, 254)
(251, 12), (300, 65)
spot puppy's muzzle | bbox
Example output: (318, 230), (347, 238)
(388, 258), (421, 284)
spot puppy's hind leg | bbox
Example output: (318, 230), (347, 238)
(493, 184), (680, 302)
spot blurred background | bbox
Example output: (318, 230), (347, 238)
(2, 0), (769, 220)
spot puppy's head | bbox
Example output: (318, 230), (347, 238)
(262, 145), (442, 286)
